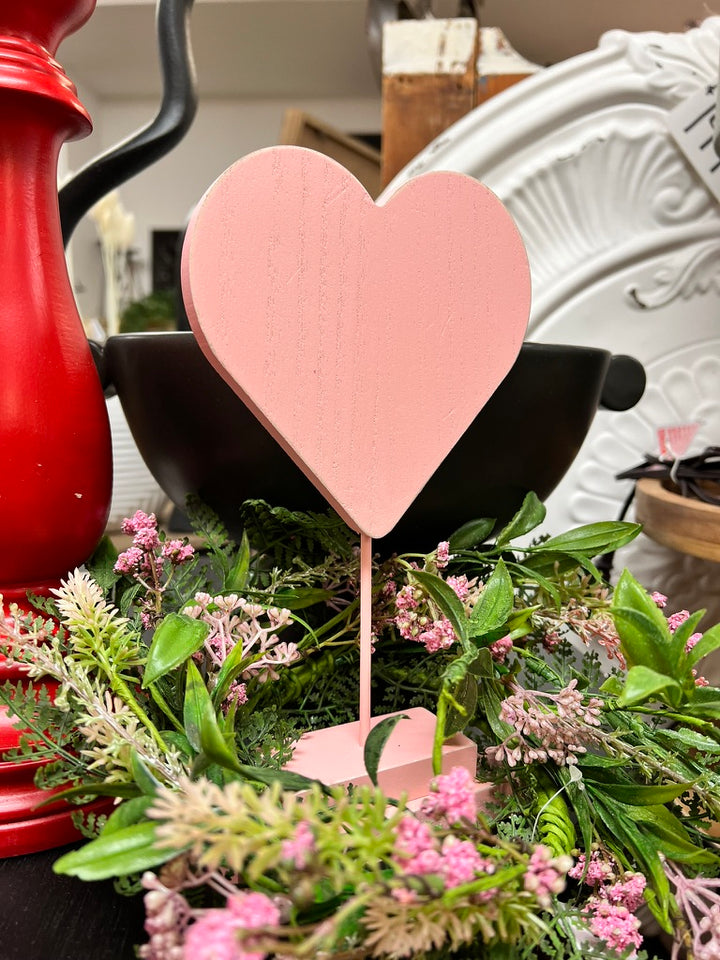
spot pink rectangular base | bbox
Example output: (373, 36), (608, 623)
(284, 707), (477, 801)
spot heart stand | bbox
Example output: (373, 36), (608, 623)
(284, 534), (478, 798)
(182, 145), (531, 799)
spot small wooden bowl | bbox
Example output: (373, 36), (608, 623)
(635, 479), (720, 563)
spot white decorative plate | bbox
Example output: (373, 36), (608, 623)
(381, 19), (720, 644)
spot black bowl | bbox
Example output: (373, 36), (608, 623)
(102, 333), (644, 552)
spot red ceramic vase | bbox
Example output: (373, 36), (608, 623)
(0, 0), (113, 856)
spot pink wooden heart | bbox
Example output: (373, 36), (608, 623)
(181, 146), (530, 538)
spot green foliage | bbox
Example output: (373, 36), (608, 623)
(6, 488), (720, 959)
(239, 498), (356, 567)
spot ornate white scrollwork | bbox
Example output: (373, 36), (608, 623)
(381, 18), (720, 629)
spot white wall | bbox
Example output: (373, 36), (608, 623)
(65, 94), (381, 322)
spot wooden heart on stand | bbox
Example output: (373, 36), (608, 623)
(182, 145), (531, 796)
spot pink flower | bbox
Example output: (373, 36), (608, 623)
(439, 835), (486, 888)
(162, 539), (195, 565)
(417, 617), (456, 653)
(280, 821), (315, 870)
(114, 546), (144, 574)
(686, 632), (703, 653)
(224, 681), (248, 707)
(394, 816), (443, 876)
(606, 873), (646, 912)
(395, 585), (419, 612)
(446, 575), (470, 600)
(489, 634), (513, 663)
(568, 851), (614, 886)
(134, 525), (161, 551)
(523, 845), (571, 909)
(227, 893), (280, 930)
(183, 893), (279, 960)
(184, 910), (244, 960)
(394, 815), (436, 859)
(667, 610), (690, 633)
(651, 591), (668, 608)
(436, 541), (450, 569)
(422, 766), (477, 825)
(121, 510), (157, 535)
(586, 899), (643, 956)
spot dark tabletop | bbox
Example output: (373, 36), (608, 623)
(0, 846), (146, 960)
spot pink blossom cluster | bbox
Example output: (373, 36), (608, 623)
(568, 850), (614, 886)
(183, 593), (298, 699)
(523, 845), (572, 909)
(445, 575), (470, 601)
(183, 891), (280, 960)
(280, 821), (315, 870)
(585, 899), (643, 957)
(562, 603), (625, 667)
(487, 680), (602, 767)
(421, 765), (477, 824)
(115, 511), (194, 577)
(570, 853), (646, 957)
(489, 634), (513, 663)
(114, 511), (195, 627)
(435, 541), (451, 569)
(392, 814), (493, 892)
(394, 584), (458, 653)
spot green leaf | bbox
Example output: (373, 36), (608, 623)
(448, 517), (495, 552)
(617, 665), (682, 708)
(469, 560), (513, 637)
(183, 662), (324, 792)
(36, 781), (142, 805)
(687, 622), (720, 668)
(495, 492), (546, 546)
(363, 714), (409, 787)
(506, 562), (560, 609)
(183, 659), (239, 769)
(225, 530), (251, 590)
(211, 633), (251, 709)
(143, 613), (210, 687)
(86, 535), (121, 593)
(267, 587), (334, 610)
(683, 685), (720, 719)
(444, 673), (478, 736)
(618, 801), (717, 864)
(589, 780), (687, 805)
(477, 677), (513, 741)
(539, 521), (641, 556)
(599, 675), (624, 696)
(612, 608), (673, 675)
(410, 569), (468, 649)
(612, 570), (674, 667)
(130, 749), (162, 796)
(53, 822), (174, 880)
(656, 727), (720, 754)
(590, 793), (670, 926)
(102, 796), (155, 835)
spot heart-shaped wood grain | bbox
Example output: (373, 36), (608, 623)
(182, 146), (530, 538)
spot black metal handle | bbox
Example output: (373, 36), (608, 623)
(599, 354), (646, 412)
(59, 0), (197, 246)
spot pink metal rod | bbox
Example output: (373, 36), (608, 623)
(359, 532), (372, 743)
